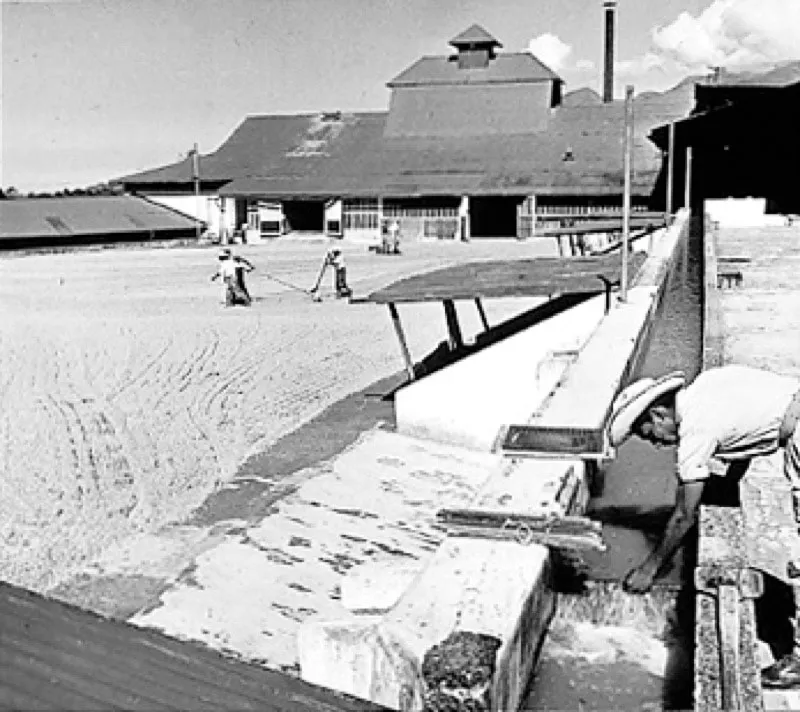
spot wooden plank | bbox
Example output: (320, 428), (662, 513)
(435, 509), (606, 552)
(501, 424), (607, 456)
(443, 299), (464, 350)
(534, 217), (666, 238)
(475, 298), (490, 331)
(695, 507), (764, 712)
(363, 252), (648, 304)
(535, 211), (668, 222)
(388, 302), (416, 381)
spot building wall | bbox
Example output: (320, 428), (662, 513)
(384, 83), (553, 137)
(144, 194), (236, 238)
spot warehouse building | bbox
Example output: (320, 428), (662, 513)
(117, 21), (694, 243)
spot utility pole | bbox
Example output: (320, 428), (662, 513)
(684, 146), (693, 212)
(666, 122), (675, 220)
(620, 85), (634, 303)
(192, 143), (201, 241)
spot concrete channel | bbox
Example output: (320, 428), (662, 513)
(295, 210), (697, 710)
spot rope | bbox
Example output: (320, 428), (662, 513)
(261, 271), (314, 294)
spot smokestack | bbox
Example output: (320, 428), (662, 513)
(603, 0), (616, 103)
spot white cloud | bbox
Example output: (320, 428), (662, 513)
(527, 33), (572, 71)
(652, 0), (800, 70)
(615, 52), (665, 78)
(575, 59), (596, 72)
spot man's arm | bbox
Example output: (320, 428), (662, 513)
(623, 480), (705, 593)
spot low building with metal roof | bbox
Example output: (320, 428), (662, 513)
(117, 25), (694, 244)
(0, 581), (383, 711)
(0, 195), (204, 251)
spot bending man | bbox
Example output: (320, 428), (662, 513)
(607, 364), (800, 686)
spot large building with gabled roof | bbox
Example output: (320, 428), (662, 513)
(117, 24), (694, 243)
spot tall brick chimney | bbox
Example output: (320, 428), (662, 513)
(603, 0), (617, 102)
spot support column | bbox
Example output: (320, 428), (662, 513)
(459, 196), (470, 242)
(388, 303), (415, 381)
(475, 298), (490, 332)
(219, 197), (228, 244)
(685, 146), (693, 211)
(443, 299), (464, 350)
(666, 122), (675, 220)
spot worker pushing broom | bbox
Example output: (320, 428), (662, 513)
(234, 246), (352, 303)
(607, 363), (800, 688)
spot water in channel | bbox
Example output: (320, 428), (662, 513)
(526, 218), (704, 711)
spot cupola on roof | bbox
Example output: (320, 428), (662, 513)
(449, 24), (503, 49)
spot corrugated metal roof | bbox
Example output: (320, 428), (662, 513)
(116, 113), (388, 185)
(387, 53), (559, 87)
(0, 195), (202, 241)
(120, 91), (693, 198)
(360, 252), (647, 303)
(0, 582), (382, 711)
(449, 24), (502, 47)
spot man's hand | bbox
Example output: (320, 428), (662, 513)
(622, 562), (658, 594)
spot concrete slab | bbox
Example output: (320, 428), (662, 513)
(129, 429), (498, 671)
(709, 223), (800, 711)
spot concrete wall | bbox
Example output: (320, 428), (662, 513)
(298, 211), (692, 711)
(705, 197), (787, 227)
(394, 295), (608, 451)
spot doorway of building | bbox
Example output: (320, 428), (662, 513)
(470, 196), (525, 238)
(283, 200), (325, 232)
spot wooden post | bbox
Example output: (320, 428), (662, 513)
(474, 298), (490, 332)
(219, 197), (228, 244)
(666, 122), (675, 220)
(443, 299), (464, 350)
(388, 303), (415, 381)
(621, 85), (634, 303)
(192, 143), (201, 241)
(684, 146), (693, 211)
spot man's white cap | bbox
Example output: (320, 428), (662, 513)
(219, 248), (232, 258)
(607, 371), (686, 447)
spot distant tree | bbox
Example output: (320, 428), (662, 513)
(0, 188), (5, 200)
(4, 186), (20, 199)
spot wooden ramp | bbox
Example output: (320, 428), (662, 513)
(0, 581), (384, 711)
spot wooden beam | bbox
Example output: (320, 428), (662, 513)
(474, 298), (490, 332)
(500, 424), (607, 456)
(388, 303), (415, 382)
(436, 509), (606, 552)
(443, 299), (464, 350)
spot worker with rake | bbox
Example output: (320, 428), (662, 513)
(211, 248), (255, 307)
(607, 364), (800, 687)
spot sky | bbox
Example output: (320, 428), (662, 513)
(2, 0), (799, 193)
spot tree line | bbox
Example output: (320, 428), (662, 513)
(0, 183), (124, 199)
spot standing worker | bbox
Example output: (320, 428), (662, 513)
(232, 252), (255, 305)
(385, 219), (401, 254)
(323, 248), (352, 298)
(211, 249), (254, 307)
(606, 364), (800, 687)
